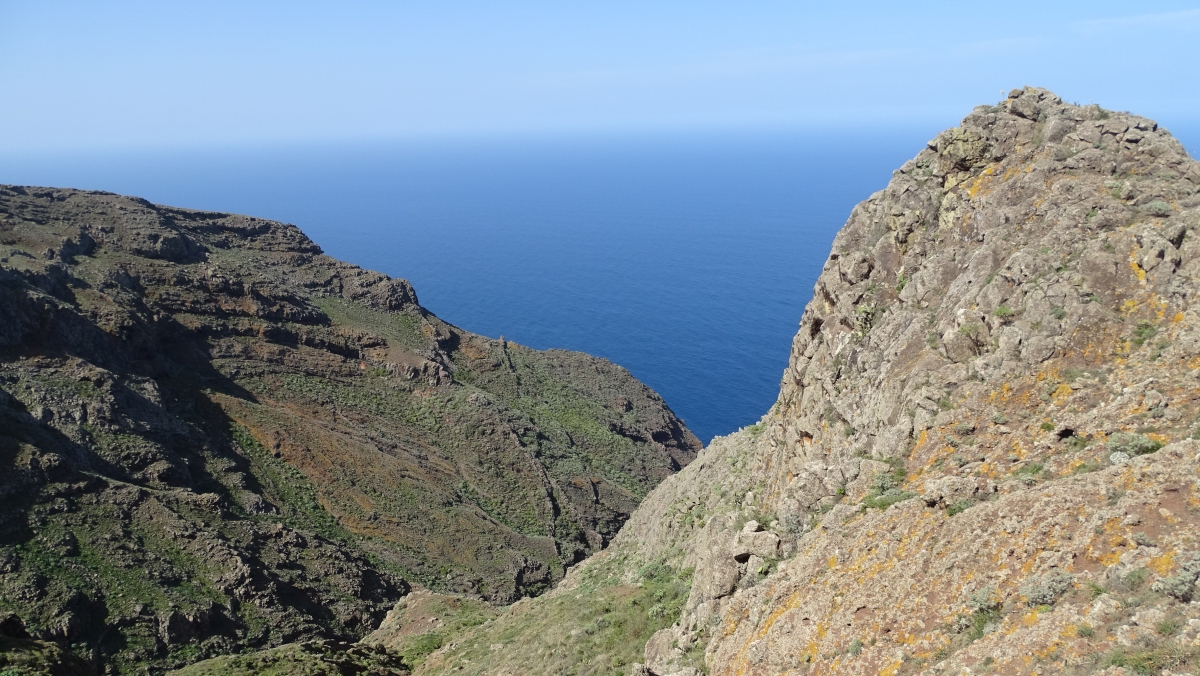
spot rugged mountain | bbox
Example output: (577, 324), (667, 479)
(0, 187), (699, 674)
(409, 88), (1200, 676)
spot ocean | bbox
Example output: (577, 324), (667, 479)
(5, 125), (1196, 442)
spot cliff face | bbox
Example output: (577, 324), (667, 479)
(414, 88), (1200, 676)
(0, 187), (698, 674)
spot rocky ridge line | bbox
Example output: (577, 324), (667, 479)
(0, 186), (699, 674)
(410, 87), (1200, 676)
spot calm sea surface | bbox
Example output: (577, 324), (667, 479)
(5, 126), (1196, 442)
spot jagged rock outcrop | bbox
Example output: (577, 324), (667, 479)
(0, 187), (699, 674)
(415, 88), (1200, 676)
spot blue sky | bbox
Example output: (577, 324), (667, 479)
(2, 1), (1198, 152)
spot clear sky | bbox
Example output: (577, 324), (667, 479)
(2, 1), (1198, 153)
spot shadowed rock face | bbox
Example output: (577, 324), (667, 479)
(0, 186), (699, 673)
(407, 88), (1200, 676)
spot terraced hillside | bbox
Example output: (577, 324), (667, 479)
(0, 187), (699, 674)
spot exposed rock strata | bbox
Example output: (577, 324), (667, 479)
(0, 187), (698, 674)
(416, 88), (1200, 676)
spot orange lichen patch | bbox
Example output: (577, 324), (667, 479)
(1149, 552), (1175, 575)
(1022, 609), (1040, 627)
(828, 555), (838, 569)
(1051, 383), (1073, 404)
(1176, 312), (1187, 323)
(967, 166), (998, 198)
(878, 658), (904, 676)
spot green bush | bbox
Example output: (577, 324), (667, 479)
(1151, 552), (1200, 602)
(1132, 321), (1158, 346)
(1019, 571), (1074, 606)
(862, 489), (914, 511)
(1102, 644), (1196, 675)
(1106, 433), (1163, 457)
(994, 305), (1014, 318)
(1145, 201), (1172, 217)
(947, 500), (974, 516)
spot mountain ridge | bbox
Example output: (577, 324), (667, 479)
(0, 185), (698, 674)
(405, 87), (1200, 676)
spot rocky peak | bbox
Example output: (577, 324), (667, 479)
(409, 88), (1200, 676)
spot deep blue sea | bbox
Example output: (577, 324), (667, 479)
(4, 126), (1196, 442)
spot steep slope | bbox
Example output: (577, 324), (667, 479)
(0, 187), (699, 674)
(415, 88), (1200, 675)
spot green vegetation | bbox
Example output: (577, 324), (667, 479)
(377, 594), (499, 667)
(1131, 321), (1158, 347)
(231, 425), (357, 546)
(1106, 433), (1163, 457)
(861, 459), (914, 511)
(0, 636), (96, 676)
(1145, 201), (1172, 217)
(173, 641), (409, 676)
(993, 304), (1014, 318)
(1101, 644), (1197, 675)
(419, 557), (697, 676)
(1019, 571), (1073, 606)
(956, 586), (1002, 643)
(946, 500), (974, 516)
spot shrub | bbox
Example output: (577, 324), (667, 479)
(861, 488), (915, 511)
(1103, 644), (1197, 674)
(994, 305), (1014, 318)
(1040, 421), (1055, 431)
(847, 638), (863, 656)
(1151, 552), (1200, 602)
(1132, 321), (1158, 346)
(1131, 532), (1156, 547)
(947, 500), (974, 516)
(967, 585), (999, 613)
(778, 512), (805, 536)
(1156, 618), (1182, 636)
(1145, 201), (1172, 217)
(1106, 433), (1163, 457)
(1020, 571), (1074, 606)
(1123, 567), (1150, 591)
(1077, 623), (1095, 638)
